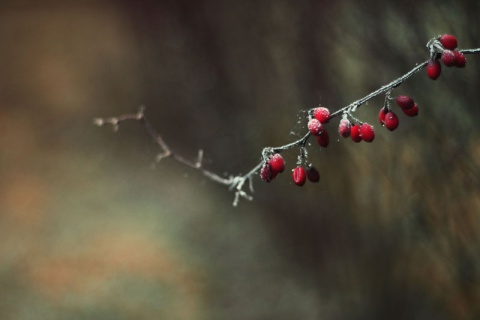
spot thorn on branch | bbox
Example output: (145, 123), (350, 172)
(195, 149), (204, 168)
(233, 189), (253, 207)
(156, 151), (172, 162)
(93, 117), (119, 131)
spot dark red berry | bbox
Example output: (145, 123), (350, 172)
(441, 50), (457, 67)
(378, 107), (388, 125)
(268, 154), (285, 173)
(313, 107), (330, 124)
(306, 165), (320, 183)
(402, 103), (419, 117)
(396, 96), (414, 110)
(439, 34), (457, 50)
(315, 130), (329, 147)
(350, 124), (362, 143)
(338, 119), (351, 138)
(360, 123), (375, 142)
(260, 164), (276, 182)
(384, 111), (399, 131)
(454, 51), (466, 68)
(308, 118), (323, 136)
(426, 60), (441, 80)
(292, 166), (306, 186)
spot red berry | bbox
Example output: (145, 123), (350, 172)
(360, 123), (375, 142)
(313, 107), (330, 124)
(402, 103), (419, 117)
(439, 34), (457, 50)
(350, 124), (362, 143)
(308, 118), (323, 136)
(426, 60), (441, 80)
(454, 51), (466, 68)
(384, 111), (399, 131)
(378, 107), (387, 125)
(441, 50), (457, 67)
(268, 154), (285, 173)
(292, 166), (306, 186)
(315, 130), (329, 147)
(338, 119), (351, 138)
(396, 96), (414, 110)
(306, 165), (320, 183)
(260, 164), (276, 182)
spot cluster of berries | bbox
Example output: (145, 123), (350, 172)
(308, 107), (330, 147)
(338, 119), (375, 143)
(426, 34), (466, 80)
(260, 93), (422, 185)
(260, 153), (285, 183)
(260, 153), (321, 186)
(377, 95), (419, 131)
(259, 35), (465, 188)
(260, 93), (424, 184)
(292, 165), (320, 186)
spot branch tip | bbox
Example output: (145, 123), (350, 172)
(93, 118), (104, 127)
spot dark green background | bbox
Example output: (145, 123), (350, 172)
(1, 0), (479, 319)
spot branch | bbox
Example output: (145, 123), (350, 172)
(93, 107), (233, 187)
(94, 35), (480, 206)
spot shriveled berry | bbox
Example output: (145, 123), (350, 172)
(306, 165), (320, 183)
(439, 34), (457, 50)
(268, 154), (285, 173)
(292, 166), (306, 186)
(338, 119), (351, 138)
(260, 164), (276, 182)
(308, 118), (323, 136)
(402, 103), (419, 117)
(350, 124), (362, 143)
(378, 107), (388, 125)
(315, 130), (329, 147)
(313, 107), (330, 124)
(441, 50), (457, 67)
(426, 60), (441, 80)
(384, 111), (399, 131)
(454, 51), (466, 68)
(396, 96), (414, 110)
(360, 123), (375, 142)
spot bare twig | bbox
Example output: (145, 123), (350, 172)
(93, 107), (233, 187)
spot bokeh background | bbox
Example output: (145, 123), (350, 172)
(1, 0), (480, 319)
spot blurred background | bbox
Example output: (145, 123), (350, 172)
(1, 0), (479, 319)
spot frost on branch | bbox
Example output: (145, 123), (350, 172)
(95, 34), (480, 206)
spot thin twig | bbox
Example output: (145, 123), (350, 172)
(93, 107), (233, 187)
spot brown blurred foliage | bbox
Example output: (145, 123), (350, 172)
(1, 0), (479, 319)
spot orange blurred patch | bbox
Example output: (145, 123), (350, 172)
(27, 229), (205, 316)
(2, 172), (49, 227)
